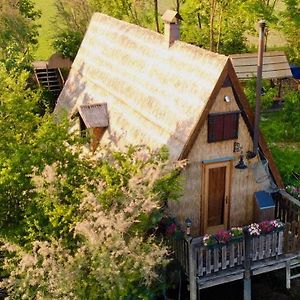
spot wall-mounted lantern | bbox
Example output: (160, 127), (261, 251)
(233, 142), (248, 169)
(235, 155), (248, 170)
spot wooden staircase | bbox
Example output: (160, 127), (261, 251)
(286, 260), (300, 289)
(34, 67), (65, 98)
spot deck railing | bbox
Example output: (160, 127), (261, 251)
(250, 230), (284, 261)
(171, 191), (300, 300)
(194, 237), (244, 277)
(275, 190), (300, 253)
(171, 227), (287, 278)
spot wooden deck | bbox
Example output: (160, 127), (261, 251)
(171, 190), (300, 300)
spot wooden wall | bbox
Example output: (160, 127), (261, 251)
(168, 85), (270, 236)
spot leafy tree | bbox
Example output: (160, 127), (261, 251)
(243, 0), (280, 51)
(0, 0), (40, 70)
(1, 145), (181, 298)
(51, 0), (92, 60)
(52, 0), (161, 59)
(279, 0), (300, 63)
(0, 63), (182, 298)
(180, 0), (249, 54)
(0, 64), (79, 234)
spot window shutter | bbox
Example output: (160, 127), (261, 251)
(208, 111), (239, 143)
(208, 115), (215, 142)
(223, 112), (239, 140)
(214, 115), (224, 141)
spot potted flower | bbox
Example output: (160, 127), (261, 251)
(247, 223), (261, 237)
(259, 220), (275, 234)
(259, 219), (284, 234)
(271, 219), (284, 232)
(203, 234), (218, 248)
(215, 230), (232, 244)
(230, 227), (244, 241)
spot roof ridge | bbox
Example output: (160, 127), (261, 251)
(92, 12), (228, 61)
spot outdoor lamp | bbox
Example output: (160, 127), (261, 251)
(185, 218), (192, 236)
(235, 154), (248, 170)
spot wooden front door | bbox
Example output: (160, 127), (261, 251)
(202, 161), (232, 234)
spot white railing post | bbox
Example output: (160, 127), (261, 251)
(187, 237), (197, 300)
(244, 231), (252, 300)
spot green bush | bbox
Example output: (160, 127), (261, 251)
(52, 30), (83, 60)
(1, 146), (182, 299)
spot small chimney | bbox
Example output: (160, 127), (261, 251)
(252, 20), (266, 156)
(162, 10), (183, 47)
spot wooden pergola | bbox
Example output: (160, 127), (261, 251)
(230, 51), (293, 101)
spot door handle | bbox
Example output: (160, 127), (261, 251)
(225, 196), (228, 204)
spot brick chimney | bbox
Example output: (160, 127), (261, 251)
(162, 10), (183, 48)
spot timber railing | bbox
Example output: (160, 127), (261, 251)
(172, 227), (285, 278)
(274, 190), (300, 253)
(193, 237), (244, 277)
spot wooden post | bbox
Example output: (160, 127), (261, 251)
(286, 260), (291, 289)
(253, 20), (266, 155)
(187, 237), (197, 300)
(243, 232), (252, 300)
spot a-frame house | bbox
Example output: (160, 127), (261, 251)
(55, 11), (300, 300)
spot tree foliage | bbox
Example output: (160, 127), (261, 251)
(0, 62), (183, 298)
(279, 0), (300, 63)
(0, 64), (80, 233)
(0, 0), (40, 70)
(1, 144), (180, 299)
(174, 0), (249, 54)
(52, 0), (156, 59)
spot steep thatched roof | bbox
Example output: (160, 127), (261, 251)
(55, 13), (228, 160)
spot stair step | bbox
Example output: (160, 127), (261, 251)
(291, 263), (300, 269)
(34, 67), (64, 98)
(36, 73), (57, 78)
(39, 80), (61, 84)
(35, 68), (57, 73)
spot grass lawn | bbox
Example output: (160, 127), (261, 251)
(32, 0), (173, 60)
(33, 0), (57, 60)
(261, 106), (300, 187)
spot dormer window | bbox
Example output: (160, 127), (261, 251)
(208, 111), (239, 143)
(78, 103), (109, 151)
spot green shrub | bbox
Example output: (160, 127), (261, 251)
(1, 146), (182, 299)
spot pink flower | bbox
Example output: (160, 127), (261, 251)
(215, 230), (232, 244)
